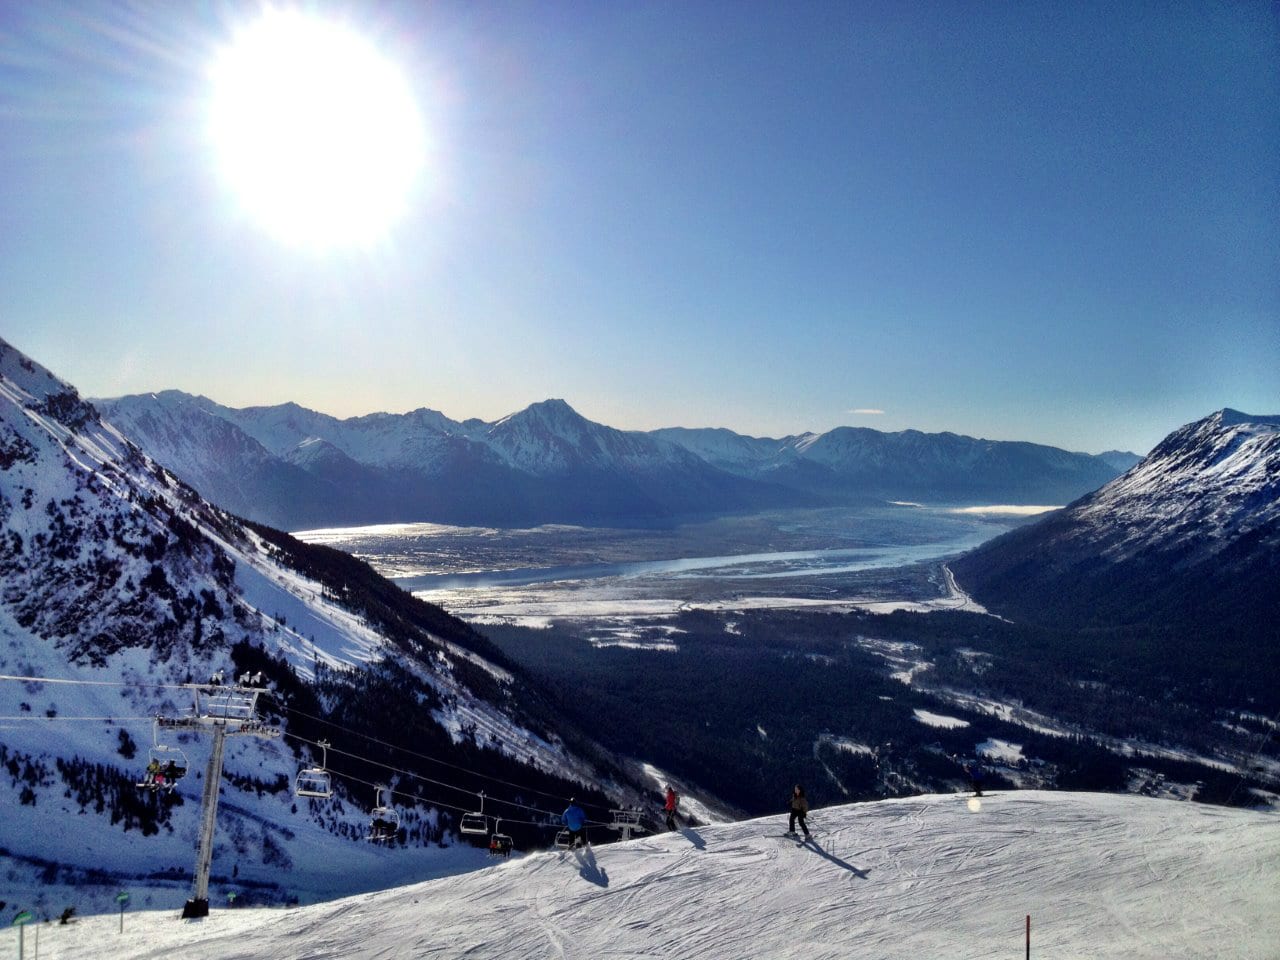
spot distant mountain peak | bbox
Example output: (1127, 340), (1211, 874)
(1210, 408), (1280, 429)
(497, 398), (587, 428)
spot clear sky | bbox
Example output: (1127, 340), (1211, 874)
(2, 1), (1276, 455)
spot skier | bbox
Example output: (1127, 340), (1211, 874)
(966, 762), (985, 798)
(144, 759), (160, 789)
(787, 784), (811, 838)
(562, 799), (587, 849)
(663, 785), (679, 831)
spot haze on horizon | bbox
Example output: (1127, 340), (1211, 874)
(2, 1), (1276, 457)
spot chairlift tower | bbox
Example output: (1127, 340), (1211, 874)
(158, 682), (279, 919)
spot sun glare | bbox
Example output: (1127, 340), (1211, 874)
(207, 9), (426, 249)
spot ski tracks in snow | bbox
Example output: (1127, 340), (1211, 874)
(33, 791), (1280, 960)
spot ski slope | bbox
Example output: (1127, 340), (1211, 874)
(26, 791), (1280, 959)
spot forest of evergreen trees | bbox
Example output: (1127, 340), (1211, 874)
(483, 606), (1274, 818)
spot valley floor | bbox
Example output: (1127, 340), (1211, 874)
(23, 791), (1280, 960)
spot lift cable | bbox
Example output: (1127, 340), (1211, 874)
(0, 673), (190, 690)
(0, 673), (627, 824)
(280, 729), (611, 826)
(0, 715), (157, 723)
(329, 765), (562, 830)
(274, 700), (621, 815)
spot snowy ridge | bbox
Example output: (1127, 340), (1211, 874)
(950, 407), (1280, 667)
(0, 338), (625, 908)
(1072, 408), (1280, 559)
(35, 791), (1280, 960)
(94, 392), (1130, 529)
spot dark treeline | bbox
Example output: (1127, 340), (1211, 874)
(484, 606), (1275, 818)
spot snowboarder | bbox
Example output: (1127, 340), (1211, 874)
(787, 784), (811, 838)
(663, 786), (679, 831)
(562, 799), (587, 848)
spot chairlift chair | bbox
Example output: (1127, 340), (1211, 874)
(137, 721), (189, 791)
(608, 808), (644, 841)
(610, 809), (641, 827)
(553, 830), (572, 849)
(294, 740), (333, 799)
(489, 819), (514, 858)
(369, 785), (400, 843)
(459, 791), (488, 836)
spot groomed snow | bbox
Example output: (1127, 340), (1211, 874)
(913, 708), (970, 729)
(26, 792), (1280, 960)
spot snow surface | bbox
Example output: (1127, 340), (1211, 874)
(25, 792), (1280, 960)
(912, 709), (970, 730)
(976, 738), (1025, 763)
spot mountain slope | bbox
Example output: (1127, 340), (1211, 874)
(37, 791), (1280, 960)
(951, 409), (1280, 699)
(0, 338), (637, 906)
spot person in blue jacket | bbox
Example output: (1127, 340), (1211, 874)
(562, 799), (587, 848)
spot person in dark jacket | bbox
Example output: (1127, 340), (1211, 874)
(966, 762), (985, 798)
(788, 784), (811, 838)
(663, 786), (679, 831)
(562, 800), (587, 848)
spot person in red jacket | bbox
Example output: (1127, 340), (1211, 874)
(664, 786), (679, 831)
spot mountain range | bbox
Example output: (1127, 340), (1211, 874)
(94, 391), (1134, 530)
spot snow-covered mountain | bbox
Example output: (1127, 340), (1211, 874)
(656, 424), (1127, 505)
(952, 409), (1280, 665)
(96, 392), (1129, 530)
(33, 791), (1280, 960)
(0, 338), (640, 909)
(96, 392), (806, 528)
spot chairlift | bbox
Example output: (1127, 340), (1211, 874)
(553, 830), (572, 849)
(294, 740), (333, 799)
(137, 721), (189, 792)
(610, 808), (642, 828)
(368, 785), (400, 843)
(459, 791), (489, 836)
(488, 819), (514, 858)
(608, 808), (644, 841)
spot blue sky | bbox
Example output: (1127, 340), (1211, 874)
(2, 1), (1276, 454)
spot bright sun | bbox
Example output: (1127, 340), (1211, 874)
(207, 9), (426, 249)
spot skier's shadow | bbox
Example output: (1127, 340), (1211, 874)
(574, 847), (609, 887)
(802, 839), (869, 879)
(679, 826), (707, 850)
